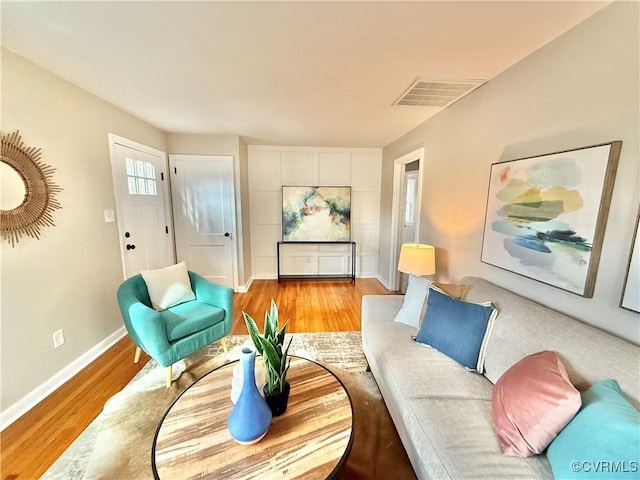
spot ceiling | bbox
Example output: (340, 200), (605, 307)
(1, 1), (610, 148)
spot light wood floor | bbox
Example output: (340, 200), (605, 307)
(0, 278), (390, 480)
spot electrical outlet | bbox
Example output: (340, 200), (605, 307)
(53, 329), (65, 349)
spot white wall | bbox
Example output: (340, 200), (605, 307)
(248, 146), (381, 278)
(1, 49), (167, 418)
(167, 133), (240, 157)
(381, 2), (639, 343)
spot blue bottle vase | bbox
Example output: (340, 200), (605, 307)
(227, 347), (272, 444)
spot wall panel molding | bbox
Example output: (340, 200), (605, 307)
(248, 146), (381, 278)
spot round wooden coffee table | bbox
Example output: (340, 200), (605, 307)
(152, 356), (354, 479)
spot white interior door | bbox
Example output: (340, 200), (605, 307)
(109, 134), (173, 278)
(170, 155), (235, 288)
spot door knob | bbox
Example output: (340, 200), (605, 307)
(126, 244), (136, 250)
(224, 232), (230, 237)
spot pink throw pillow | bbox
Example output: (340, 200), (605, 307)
(491, 350), (581, 457)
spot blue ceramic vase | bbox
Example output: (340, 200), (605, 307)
(227, 347), (272, 444)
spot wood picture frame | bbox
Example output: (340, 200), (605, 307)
(620, 209), (640, 312)
(481, 141), (621, 297)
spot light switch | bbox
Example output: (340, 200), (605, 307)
(104, 210), (115, 223)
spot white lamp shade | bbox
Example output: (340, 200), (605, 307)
(398, 243), (436, 276)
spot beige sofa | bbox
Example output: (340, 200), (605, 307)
(361, 276), (639, 479)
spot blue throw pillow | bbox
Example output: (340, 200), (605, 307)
(415, 287), (496, 373)
(547, 379), (640, 479)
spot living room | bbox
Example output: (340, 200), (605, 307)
(1, 1), (639, 478)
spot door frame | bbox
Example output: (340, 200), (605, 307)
(169, 154), (239, 291)
(389, 147), (424, 291)
(108, 133), (175, 279)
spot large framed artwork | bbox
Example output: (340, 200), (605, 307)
(481, 142), (621, 297)
(282, 186), (351, 242)
(620, 210), (640, 312)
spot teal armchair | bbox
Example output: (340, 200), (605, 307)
(117, 271), (233, 387)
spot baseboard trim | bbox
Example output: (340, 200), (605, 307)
(376, 273), (392, 290)
(0, 326), (127, 431)
(235, 275), (254, 293)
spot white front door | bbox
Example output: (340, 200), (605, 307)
(170, 155), (235, 289)
(109, 134), (173, 278)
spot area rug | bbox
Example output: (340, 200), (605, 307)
(43, 332), (416, 480)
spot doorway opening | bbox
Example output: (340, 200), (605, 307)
(389, 147), (424, 291)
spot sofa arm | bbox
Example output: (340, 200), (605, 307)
(127, 302), (172, 361)
(189, 271), (233, 322)
(362, 295), (405, 325)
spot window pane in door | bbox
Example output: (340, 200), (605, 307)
(126, 158), (136, 176)
(137, 177), (147, 194)
(128, 176), (138, 194)
(146, 162), (156, 179)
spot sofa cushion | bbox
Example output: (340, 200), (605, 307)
(415, 287), (497, 373)
(492, 351), (581, 457)
(364, 314), (495, 400)
(161, 301), (226, 342)
(462, 277), (640, 410)
(434, 281), (469, 301)
(408, 398), (552, 479)
(547, 379), (640, 479)
(140, 261), (195, 311)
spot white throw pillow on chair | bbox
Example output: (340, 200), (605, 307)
(140, 261), (196, 311)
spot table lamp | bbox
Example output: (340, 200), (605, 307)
(398, 243), (436, 277)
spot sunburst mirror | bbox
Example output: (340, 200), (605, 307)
(1, 131), (62, 246)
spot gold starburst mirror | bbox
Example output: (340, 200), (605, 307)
(1, 131), (62, 246)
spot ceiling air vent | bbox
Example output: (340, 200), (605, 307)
(393, 78), (486, 107)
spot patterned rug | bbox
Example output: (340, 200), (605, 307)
(43, 332), (416, 479)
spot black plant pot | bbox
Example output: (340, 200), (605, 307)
(263, 382), (290, 417)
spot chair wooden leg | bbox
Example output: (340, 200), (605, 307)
(134, 346), (142, 364)
(166, 366), (172, 388)
(220, 337), (228, 352)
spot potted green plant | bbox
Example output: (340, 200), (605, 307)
(242, 299), (292, 416)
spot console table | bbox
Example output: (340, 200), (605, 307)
(277, 241), (356, 282)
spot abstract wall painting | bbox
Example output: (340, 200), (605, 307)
(481, 142), (621, 297)
(282, 186), (351, 242)
(620, 210), (640, 312)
